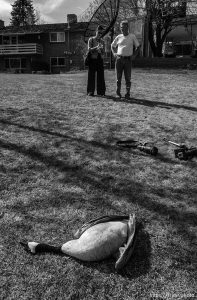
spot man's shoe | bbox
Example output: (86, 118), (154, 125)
(88, 92), (94, 96)
(125, 93), (130, 99)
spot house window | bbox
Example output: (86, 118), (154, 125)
(51, 57), (65, 66)
(11, 36), (17, 44)
(4, 58), (27, 69)
(2, 35), (18, 44)
(3, 36), (10, 44)
(50, 32), (65, 42)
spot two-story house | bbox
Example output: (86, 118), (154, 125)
(0, 15), (88, 73)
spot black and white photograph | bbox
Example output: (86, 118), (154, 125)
(0, 1), (197, 299)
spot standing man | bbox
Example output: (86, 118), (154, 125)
(111, 20), (140, 99)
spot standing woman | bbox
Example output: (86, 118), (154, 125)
(87, 25), (106, 96)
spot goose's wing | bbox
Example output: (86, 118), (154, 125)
(115, 214), (137, 271)
(74, 215), (129, 238)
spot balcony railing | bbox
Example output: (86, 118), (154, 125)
(0, 43), (43, 55)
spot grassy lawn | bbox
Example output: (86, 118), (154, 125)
(0, 69), (196, 300)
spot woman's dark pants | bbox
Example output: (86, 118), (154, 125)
(87, 58), (106, 95)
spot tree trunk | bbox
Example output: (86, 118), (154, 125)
(148, 20), (157, 57)
(155, 24), (163, 57)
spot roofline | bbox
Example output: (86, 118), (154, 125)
(0, 32), (43, 35)
(0, 22), (87, 35)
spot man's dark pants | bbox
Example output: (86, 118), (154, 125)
(115, 56), (132, 95)
(87, 57), (106, 95)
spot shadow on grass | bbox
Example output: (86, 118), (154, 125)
(0, 119), (177, 165)
(0, 119), (71, 139)
(1, 138), (196, 227)
(0, 139), (80, 173)
(119, 222), (151, 278)
(104, 95), (197, 112)
(1, 134), (196, 251)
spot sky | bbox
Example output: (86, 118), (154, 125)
(0, 0), (91, 25)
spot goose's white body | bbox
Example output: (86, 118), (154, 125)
(61, 220), (128, 261)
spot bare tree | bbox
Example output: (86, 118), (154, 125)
(124, 0), (197, 57)
(80, 0), (197, 57)
(141, 0), (196, 57)
(78, 0), (103, 22)
(34, 9), (46, 25)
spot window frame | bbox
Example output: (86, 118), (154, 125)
(4, 57), (27, 69)
(50, 57), (66, 66)
(49, 32), (65, 43)
(2, 35), (18, 45)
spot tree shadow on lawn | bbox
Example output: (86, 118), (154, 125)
(0, 138), (81, 173)
(1, 138), (196, 227)
(0, 119), (71, 140)
(0, 119), (179, 165)
(1, 137), (196, 249)
(105, 95), (197, 112)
